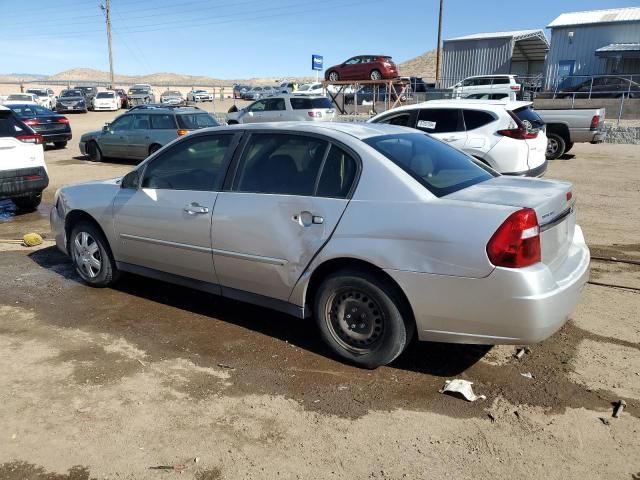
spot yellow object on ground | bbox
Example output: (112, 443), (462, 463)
(22, 233), (43, 247)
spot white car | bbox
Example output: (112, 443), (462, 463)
(187, 89), (213, 102)
(368, 99), (548, 177)
(226, 94), (336, 124)
(93, 91), (120, 111)
(295, 82), (325, 95)
(25, 88), (57, 109)
(0, 106), (48, 209)
(3, 93), (38, 106)
(452, 75), (521, 101)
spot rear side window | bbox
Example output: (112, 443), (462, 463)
(492, 77), (510, 85)
(176, 113), (219, 129)
(233, 134), (328, 196)
(416, 109), (463, 133)
(513, 106), (544, 130)
(463, 109), (496, 130)
(265, 98), (286, 111)
(151, 114), (177, 129)
(290, 97), (332, 109)
(316, 146), (357, 198)
(376, 113), (412, 127)
(364, 133), (495, 197)
(132, 114), (151, 129)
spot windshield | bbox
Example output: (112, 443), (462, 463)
(26, 90), (47, 96)
(61, 90), (83, 97)
(163, 91), (181, 96)
(176, 113), (219, 129)
(364, 133), (495, 197)
(129, 88), (148, 94)
(96, 92), (115, 98)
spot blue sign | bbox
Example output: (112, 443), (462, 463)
(312, 54), (323, 71)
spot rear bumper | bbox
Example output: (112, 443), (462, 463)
(386, 225), (590, 345)
(503, 159), (548, 178)
(0, 166), (49, 198)
(41, 132), (72, 143)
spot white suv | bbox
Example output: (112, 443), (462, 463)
(0, 106), (48, 209)
(452, 75), (521, 100)
(368, 99), (547, 177)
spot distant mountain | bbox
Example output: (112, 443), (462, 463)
(398, 49), (438, 79)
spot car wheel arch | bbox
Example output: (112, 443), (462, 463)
(65, 210), (115, 259)
(303, 257), (415, 326)
(545, 123), (570, 143)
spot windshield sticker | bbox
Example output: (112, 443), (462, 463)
(417, 120), (436, 129)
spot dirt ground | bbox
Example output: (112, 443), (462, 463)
(0, 112), (639, 479)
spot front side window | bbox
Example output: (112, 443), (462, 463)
(416, 108), (463, 133)
(110, 115), (133, 131)
(233, 134), (328, 196)
(141, 135), (233, 191)
(248, 100), (267, 112)
(345, 57), (361, 65)
(364, 133), (495, 197)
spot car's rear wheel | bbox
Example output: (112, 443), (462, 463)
(314, 269), (414, 369)
(546, 133), (566, 160)
(70, 222), (119, 287)
(370, 70), (382, 81)
(13, 192), (42, 210)
(86, 141), (103, 162)
(328, 71), (340, 82)
(54, 141), (67, 149)
(148, 144), (162, 156)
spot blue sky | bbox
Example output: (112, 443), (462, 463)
(0, 0), (637, 78)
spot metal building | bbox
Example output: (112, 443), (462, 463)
(441, 30), (549, 87)
(545, 6), (640, 86)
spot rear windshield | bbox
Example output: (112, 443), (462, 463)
(96, 92), (115, 98)
(364, 133), (495, 197)
(514, 106), (544, 130)
(176, 113), (219, 129)
(8, 105), (51, 117)
(290, 97), (333, 110)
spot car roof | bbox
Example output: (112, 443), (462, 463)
(375, 99), (532, 114)
(207, 121), (414, 139)
(125, 105), (204, 114)
(463, 74), (517, 79)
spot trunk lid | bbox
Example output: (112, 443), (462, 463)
(447, 176), (575, 269)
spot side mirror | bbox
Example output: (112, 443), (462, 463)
(102, 123), (110, 132)
(121, 170), (140, 189)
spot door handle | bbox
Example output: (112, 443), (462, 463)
(293, 212), (323, 226)
(183, 203), (209, 215)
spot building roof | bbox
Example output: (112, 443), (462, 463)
(595, 43), (640, 52)
(547, 6), (640, 28)
(446, 29), (546, 42)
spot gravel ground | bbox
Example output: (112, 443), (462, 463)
(0, 112), (639, 479)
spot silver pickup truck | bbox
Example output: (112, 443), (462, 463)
(535, 107), (606, 159)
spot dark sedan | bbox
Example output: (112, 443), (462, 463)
(56, 89), (88, 113)
(8, 104), (72, 148)
(115, 89), (129, 109)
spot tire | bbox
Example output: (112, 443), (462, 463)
(148, 144), (162, 156)
(13, 192), (42, 210)
(314, 269), (415, 369)
(545, 133), (566, 160)
(226, 120), (239, 125)
(328, 71), (340, 82)
(370, 69), (382, 81)
(564, 141), (574, 154)
(70, 221), (119, 287)
(54, 141), (67, 149)
(86, 140), (103, 162)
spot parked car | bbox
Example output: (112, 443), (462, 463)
(325, 55), (398, 81)
(25, 88), (57, 109)
(295, 83), (324, 95)
(51, 121), (590, 368)
(401, 76), (431, 93)
(557, 76), (640, 99)
(7, 104), (72, 149)
(226, 95), (335, 124)
(452, 75), (521, 100)
(3, 93), (38, 105)
(160, 90), (185, 106)
(115, 89), (129, 108)
(465, 93), (509, 100)
(233, 85), (251, 99)
(187, 89), (213, 102)
(368, 99), (548, 177)
(93, 91), (120, 111)
(344, 83), (406, 105)
(0, 106), (48, 209)
(79, 105), (219, 162)
(127, 84), (156, 106)
(242, 86), (276, 100)
(278, 81), (296, 94)
(535, 107), (606, 159)
(74, 86), (98, 109)
(56, 89), (88, 113)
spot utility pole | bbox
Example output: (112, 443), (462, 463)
(435, 0), (444, 85)
(101, 0), (115, 87)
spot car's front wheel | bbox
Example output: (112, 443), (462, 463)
(70, 222), (119, 287)
(328, 71), (340, 82)
(314, 269), (414, 369)
(86, 141), (103, 161)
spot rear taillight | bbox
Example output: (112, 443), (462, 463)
(16, 134), (44, 144)
(566, 191), (573, 202)
(590, 115), (600, 130)
(177, 129), (188, 136)
(497, 111), (538, 140)
(58, 117), (70, 124)
(510, 85), (521, 91)
(24, 119), (39, 126)
(486, 208), (541, 268)
(308, 111), (322, 118)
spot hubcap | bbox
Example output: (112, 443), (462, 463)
(73, 231), (102, 279)
(329, 72), (338, 81)
(371, 71), (381, 80)
(326, 289), (384, 352)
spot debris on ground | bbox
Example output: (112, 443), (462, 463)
(520, 372), (534, 379)
(599, 417), (610, 425)
(613, 399), (626, 418)
(217, 363), (235, 370)
(149, 464), (187, 472)
(22, 233), (43, 247)
(439, 379), (486, 402)
(487, 412), (496, 422)
(514, 348), (530, 360)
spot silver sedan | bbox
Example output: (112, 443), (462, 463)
(50, 122), (589, 368)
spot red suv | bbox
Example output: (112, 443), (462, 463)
(325, 55), (398, 82)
